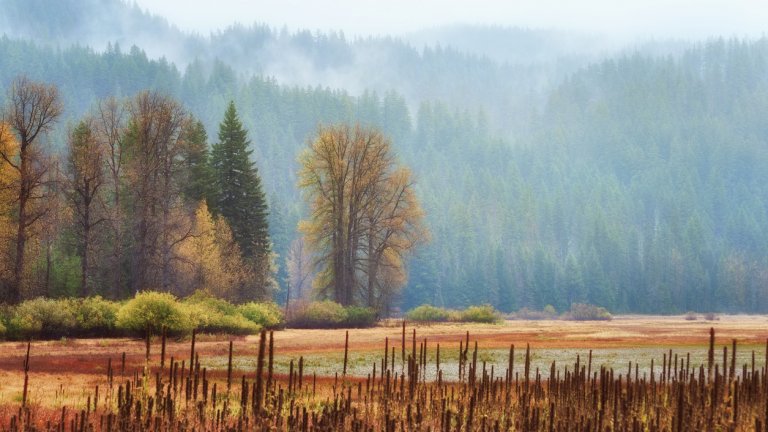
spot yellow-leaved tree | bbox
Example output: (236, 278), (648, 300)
(298, 124), (428, 312)
(177, 201), (253, 301)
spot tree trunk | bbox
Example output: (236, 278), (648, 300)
(81, 217), (90, 297)
(11, 159), (28, 304)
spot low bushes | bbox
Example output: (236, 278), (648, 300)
(343, 306), (378, 328)
(566, 303), (612, 321)
(73, 296), (120, 335)
(460, 305), (502, 323)
(8, 297), (78, 339)
(238, 302), (284, 329)
(0, 291), (284, 340)
(287, 300), (347, 328)
(286, 301), (378, 328)
(406, 304), (452, 322)
(116, 292), (193, 335)
(405, 304), (502, 324)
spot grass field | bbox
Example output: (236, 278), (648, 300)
(1, 314), (766, 409)
(0, 316), (768, 430)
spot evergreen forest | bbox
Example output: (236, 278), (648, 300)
(1, 0), (767, 313)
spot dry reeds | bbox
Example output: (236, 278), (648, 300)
(3, 327), (768, 431)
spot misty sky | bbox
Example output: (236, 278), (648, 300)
(134, 0), (767, 40)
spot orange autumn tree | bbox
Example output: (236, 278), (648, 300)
(298, 124), (427, 312)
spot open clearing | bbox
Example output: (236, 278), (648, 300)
(1, 315), (766, 407)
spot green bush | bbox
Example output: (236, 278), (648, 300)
(185, 291), (238, 315)
(116, 292), (192, 335)
(567, 303), (612, 321)
(238, 302), (284, 329)
(459, 305), (502, 323)
(543, 305), (557, 317)
(287, 300), (348, 329)
(0, 319), (6, 339)
(343, 306), (377, 328)
(183, 302), (260, 335)
(406, 304), (451, 322)
(8, 298), (79, 339)
(72, 296), (120, 335)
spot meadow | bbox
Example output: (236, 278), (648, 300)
(0, 316), (767, 431)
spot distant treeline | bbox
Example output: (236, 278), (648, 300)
(1, 18), (768, 313)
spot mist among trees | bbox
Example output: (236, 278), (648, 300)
(1, 0), (767, 313)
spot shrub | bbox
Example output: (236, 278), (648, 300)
(8, 298), (78, 339)
(704, 312), (720, 321)
(459, 305), (502, 323)
(182, 292), (261, 334)
(684, 311), (698, 321)
(72, 296), (120, 335)
(116, 292), (192, 335)
(406, 305), (451, 323)
(287, 300), (348, 329)
(184, 302), (261, 335)
(0, 319), (5, 339)
(185, 291), (238, 315)
(238, 302), (284, 329)
(567, 303), (612, 321)
(343, 306), (377, 328)
(543, 305), (558, 317)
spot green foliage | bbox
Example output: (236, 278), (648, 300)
(185, 291), (238, 315)
(566, 303), (612, 321)
(116, 292), (192, 335)
(285, 301), (377, 329)
(72, 297), (119, 335)
(342, 306), (377, 328)
(0, 319), (6, 339)
(459, 305), (502, 323)
(210, 102), (270, 260)
(406, 304), (452, 322)
(8, 298), (78, 339)
(287, 300), (347, 329)
(180, 120), (214, 204)
(182, 291), (273, 334)
(183, 302), (260, 335)
(0, 292), (275, 339)
(4, 26), (768, 313)
(237, 302), (284, 329)
(405, 304), (501, 323)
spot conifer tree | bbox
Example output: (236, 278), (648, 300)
(210, 101), (273, 300)
(180, 120), (212, 205)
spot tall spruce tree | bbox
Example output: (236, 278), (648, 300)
(180, 120), (213, 205)
(210, 102), (270, 260)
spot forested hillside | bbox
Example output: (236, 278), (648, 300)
(1, 0), (767, 313)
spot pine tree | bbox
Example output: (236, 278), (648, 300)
(210, 101), (272, 300)
(180, 120), (213, 205)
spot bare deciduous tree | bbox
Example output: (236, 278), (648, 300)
(0, 76), (62, 303)
(126, 91), (193, 293)
(66, 119), (107, 297)
(95, 97), (127, 297)
(286, 236), (313, 307)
